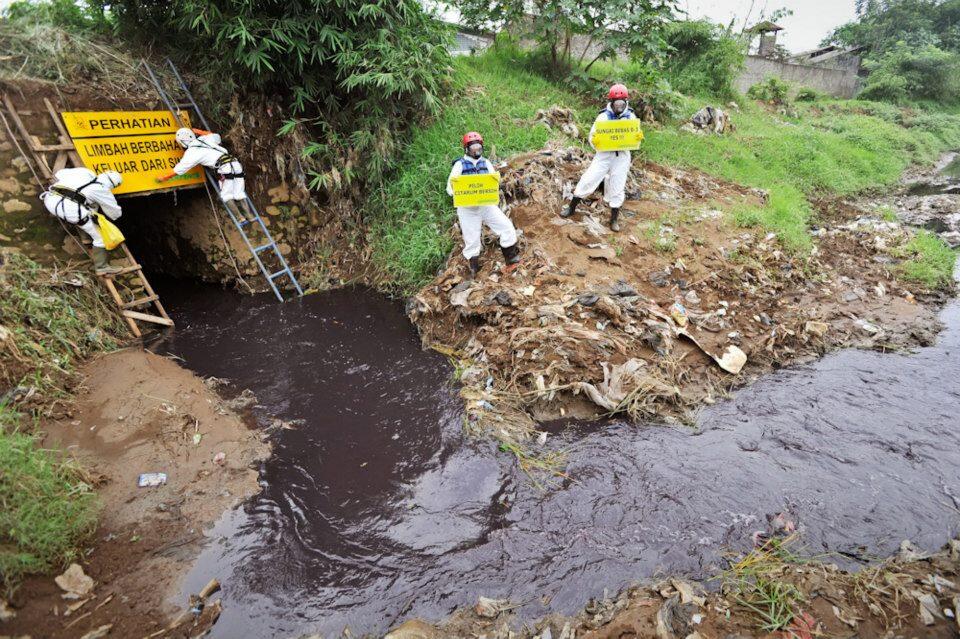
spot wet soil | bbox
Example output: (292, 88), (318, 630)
(131, 271), (960, 638)
(3, 349), (267, 638)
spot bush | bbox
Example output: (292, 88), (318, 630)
(795, 87), (821, 102)
(662, 20), (745, 99)
(109, 0), (454, 196)
(859, 44), (960, 105)
(747, 77), (791, 104)
(895, 230), (957, 289)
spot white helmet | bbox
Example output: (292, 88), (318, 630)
(100, 171), (123, 189)
(175, 127), (196, 148)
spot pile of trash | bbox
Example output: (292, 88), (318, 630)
(409, 144), (943, 436)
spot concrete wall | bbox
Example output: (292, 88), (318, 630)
(735, 55), (861, 99)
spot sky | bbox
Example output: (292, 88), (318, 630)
(682, 0), (859, 53)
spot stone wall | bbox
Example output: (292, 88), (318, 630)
(735, 55), (861, 99)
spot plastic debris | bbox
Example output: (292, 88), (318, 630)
(137, 472), (167, 488)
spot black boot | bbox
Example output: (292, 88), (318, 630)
(468, 256), (480, 278)
(501, 243), (521, 273)
(560, 196), (581, 218)
(609, 207), (621, 232)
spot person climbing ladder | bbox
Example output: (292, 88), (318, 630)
(156, 127), (257, 224)
(40, 168), (125, 275)
(446, 131), (522, 277)
(560, 83), (638, 232)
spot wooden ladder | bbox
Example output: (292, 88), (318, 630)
(1, 92), (175, 338)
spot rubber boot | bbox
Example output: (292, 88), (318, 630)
(242, 200), (259, 223)
(468, 256), (480, 278)
(560, 196), (581, 218)
(609, 207), (621, 232)
(501, 243), (521, 274)
(92, 247), (121, 275)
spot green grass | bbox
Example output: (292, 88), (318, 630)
(0, 404), (98, 596)
(368, 51), (581, 292)
(367, 50), (960, 291)
(894, 230), (957, 289)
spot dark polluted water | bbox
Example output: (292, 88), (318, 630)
(152, 276), (960, 638)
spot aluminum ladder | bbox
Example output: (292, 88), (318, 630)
(139, 59), (303, 302)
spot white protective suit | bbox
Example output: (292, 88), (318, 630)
(446, 155), (518, 260)
(41, 168), (122, 248)
(572, 103), (637, 209)
(172, 133), (246, 202)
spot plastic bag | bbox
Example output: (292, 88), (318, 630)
(96, 213), (125, 250)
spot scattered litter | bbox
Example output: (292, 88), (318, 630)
(80, 624), (113, 639)
(192, 433), (203, 446)
(536, 431), (548, 446)
(55, 563), (94, 599)
(898, 539), (931, 562)
(225, 388), (258, 411)
(475, 596), (511, 618)
(213, 452), (226, 465)
(137, 473), (167, 488)
(669, 301), (688, 328)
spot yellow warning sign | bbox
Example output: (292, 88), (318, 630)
(451, 173), (500, 207)
(592, 119), (644, 152)
(61, 110), (203, 194)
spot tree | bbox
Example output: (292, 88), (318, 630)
(455, 0), (679, 76)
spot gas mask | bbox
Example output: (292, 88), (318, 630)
(466, 142), (483, 159)
(612, 99), (627, 115)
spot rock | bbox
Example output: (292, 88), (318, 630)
(656, 594), (699, 639)
(608, 280), (638, 297)
(225, 388), (258, 411)
(0, 598), (15, 621)
(804, 321), (829, 337)
(265, 205), (282, 216)
(11, 156), (28, 172)
(475, 596), (511, 618)
(577, 293), (599, 307)
(55, 563), (94, 598)
(716, 345), (747, 374)
(267, 183), (291, 203)
(918, 592), (941, 625)
(671, 579), (706, 606)
(0, 177), (21, 194)
(857, 320), (880, 335)
(278, 242), (292, 256)
(3, 199), (31, 214)
(683, 290), (701, 306)
(492, 290), (513, 306)
(384, 619), (443, 639)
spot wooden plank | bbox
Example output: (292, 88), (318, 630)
(122, 310), (174, 327)
(112, 264), (143, 276)
(122, 244), (172, 322)
(123, 295), (159, 309)
(44, 98), (70, 138)
(2, 93), (52, 179)
(33, 143), (76, 152)
(102, 277), (141, 337)
(52, 152), (68, 173)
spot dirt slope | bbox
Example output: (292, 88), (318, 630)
(3, 348), (268, 639)
(409, 145), (946, 436)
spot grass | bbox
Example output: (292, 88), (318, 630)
(368, 50), (581, 292)
(0, 252), (127, 409)
(0, 403), (99, 596)
(366, 50), (960, 291)
(894, 230), (958, 288)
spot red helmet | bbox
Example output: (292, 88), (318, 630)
(608, 84), (629, 100)
(462, 131), (483, 147)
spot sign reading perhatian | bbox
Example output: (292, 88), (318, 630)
(451, 173), (500, 207)
(61, 110), (204, 195)
(591, 120), (644, 152)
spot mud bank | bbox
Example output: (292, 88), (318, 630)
(103, 269), (960, 638)
(409, 145), (950, 436)
(2, 349), (268, 638)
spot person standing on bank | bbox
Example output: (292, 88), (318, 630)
(447, 131), (522, 277)
(156, 127), (258, 224)
(560, 83), (636, 232)
(40, 168), (124, 275)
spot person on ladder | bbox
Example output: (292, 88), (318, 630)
(40, 168), (124, 275)
(560, 83), (637, 232)
(446, 131), (522, 278)
(156, 127), (257, 224)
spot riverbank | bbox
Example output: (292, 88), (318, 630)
(1, 348), (268, 638)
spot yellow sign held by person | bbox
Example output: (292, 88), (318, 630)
(592, 119), (644, 152)
(451, 173), (500, 207)
(61, 110), (204, 195)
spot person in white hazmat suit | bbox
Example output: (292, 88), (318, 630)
(40, 168), (124, 275)
(446, 131), (521, 277)
(560, 83), (636, 232)
(156, 127), (257, 223)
